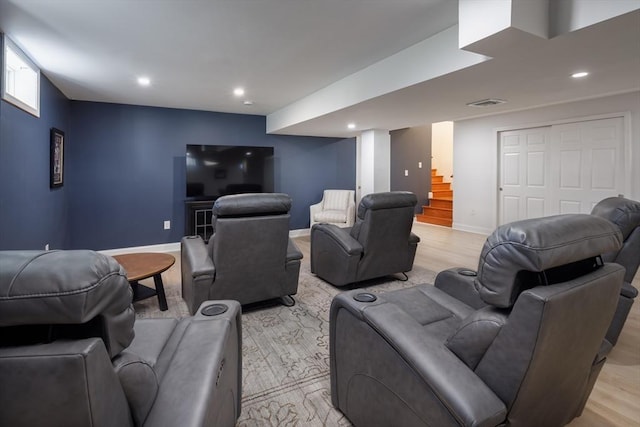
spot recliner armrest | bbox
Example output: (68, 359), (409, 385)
(312, 223), (363, 256)
(331, 291), (506, 426)
(181, 236), (216, 278)
(309, 201), (322, 226)
(346, 203), (356, 227)
(435, 268), (487, 309)
(621, 281), (638, 299)
(144, 301), (242, 427)
(287, 238), (303, 262)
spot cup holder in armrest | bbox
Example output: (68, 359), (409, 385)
(201, 303), (229, 316)
(458, 269), (477, 277)
(353, 292), (377, 303)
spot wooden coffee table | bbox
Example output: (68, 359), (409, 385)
(113, 252), (175, 311)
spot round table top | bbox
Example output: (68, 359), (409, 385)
(112, 252), (175, 282)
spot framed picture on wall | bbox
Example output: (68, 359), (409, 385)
(50, 128), (65, 188)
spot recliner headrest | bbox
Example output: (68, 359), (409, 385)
(476, 214), (623, 308)
(591, 196), (640, 240)
(213, 193), (292, 217)
(0, 250), (135, 357)
(357, 191), (417, 219)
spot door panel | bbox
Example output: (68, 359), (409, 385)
(503, 195), (520, 224)
(550, 117), (624, 214)
(499, 127), (550, 224)
(527, 197), (545, 218)
(591, 148), (616, 189)
(499, 116), (624, 225)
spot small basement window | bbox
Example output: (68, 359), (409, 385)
(2, 35), (40, 117)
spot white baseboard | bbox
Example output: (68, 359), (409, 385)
(289, 228), (310, 237)
(99, 242), (181, 256)
(100, 228), (311, 255)
(452, 222), (492, 236)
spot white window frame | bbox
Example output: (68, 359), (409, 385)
(2, 34), (40, 117)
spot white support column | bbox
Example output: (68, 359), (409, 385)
(357, 129), (390, 202)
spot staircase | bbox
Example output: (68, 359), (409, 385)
(416, 169), (452, 227)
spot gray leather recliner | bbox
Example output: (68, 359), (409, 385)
(0, 250), (242, 427)
(181, 193), (303, 314)
(436, 196), (640, 348)
(330, 214), (624, 427)
(590, 196), (640, 345)
(310, 191), (420, 287)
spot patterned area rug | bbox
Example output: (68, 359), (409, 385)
(134, 263), (437, 426)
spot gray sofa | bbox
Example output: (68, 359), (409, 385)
(0, 250), (242, 427)
(181, 193), (303, 314)
(590, 196), (640, 345)
(310, 191), (420, 287)
(330, 214), (624, 427)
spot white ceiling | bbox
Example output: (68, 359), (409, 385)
(1, 0), (639, 138)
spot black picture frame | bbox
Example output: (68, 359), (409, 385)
(50, 128), (64, 188)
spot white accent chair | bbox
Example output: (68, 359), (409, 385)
(310, 189), (356, 228)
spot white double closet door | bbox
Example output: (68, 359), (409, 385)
(499, 116), (625, 225)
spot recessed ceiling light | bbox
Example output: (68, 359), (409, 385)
(243, 100), (254, 106)
(571, 71), (589, 78)
(233, 87), (245, 97)
(137, 76), (151, 86)
(347, 123), (356, 129)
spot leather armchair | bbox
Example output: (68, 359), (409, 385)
(309, 189), (356, 228)
(439, 196), (640, 347)
(310, 191), (420, 287)
(330, 214), (624, 427)
(181, 193), (303, 314)
(590, 196), (640, 345)
(0, 250), (242, 427)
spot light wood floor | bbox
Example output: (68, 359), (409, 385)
(294, 222), (640, 426)
(162, 222), (639, 426)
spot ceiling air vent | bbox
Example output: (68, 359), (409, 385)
(466, 98), (506, 107)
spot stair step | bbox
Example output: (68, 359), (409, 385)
(432, 182), (451, 191)
(416, 214), (452, 227)
(428, 168), (452, 228)
(432, 189), (453, 198)
(421, 206), (452, 219)
(429, 199), (452, 209)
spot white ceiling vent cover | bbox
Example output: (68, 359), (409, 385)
(466, 98), (506, 107)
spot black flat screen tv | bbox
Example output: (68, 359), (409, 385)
(186, 145), (274, 200)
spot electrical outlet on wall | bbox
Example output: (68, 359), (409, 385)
(45, 244), (50, 251)
(164, 220), (171, 230)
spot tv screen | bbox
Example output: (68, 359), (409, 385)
(186, 145), (274, 200)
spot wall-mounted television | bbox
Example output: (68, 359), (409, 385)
(186, 145), (274, 200)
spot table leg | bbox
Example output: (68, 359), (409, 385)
(153, 274), (169, 311)
(131, 281), (141, 300)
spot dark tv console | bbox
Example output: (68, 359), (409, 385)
(185, 200), (215, 242)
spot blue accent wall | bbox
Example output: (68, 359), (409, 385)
(68, 102), (355, 250)
(0, 74), (71, 250)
